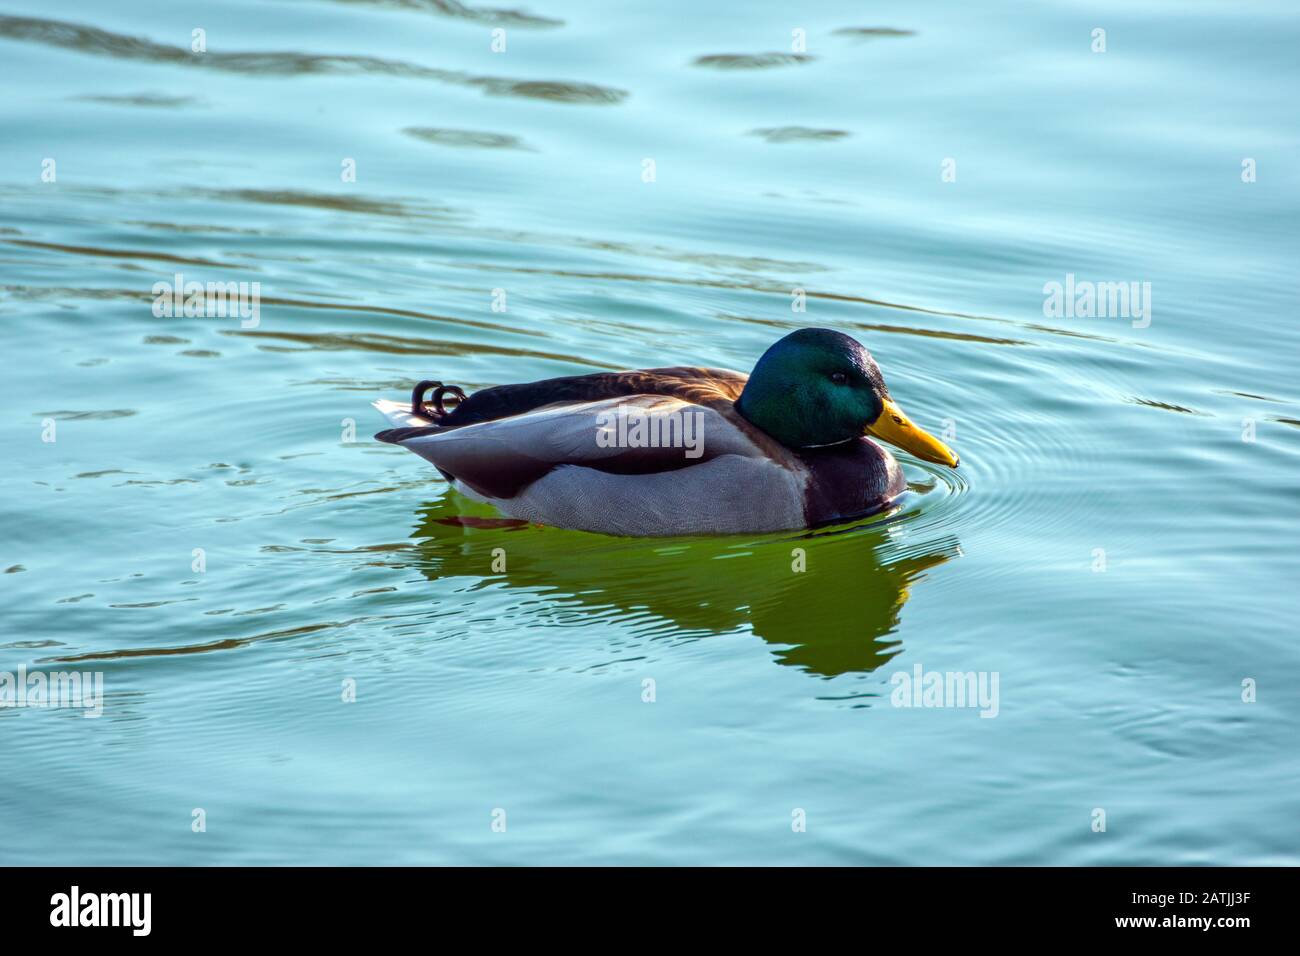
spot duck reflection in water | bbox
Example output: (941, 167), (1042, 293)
(408, 496), (960, 679)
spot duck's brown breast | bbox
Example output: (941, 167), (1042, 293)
(796, 438), (905, 526)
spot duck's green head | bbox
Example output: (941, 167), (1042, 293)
(735, 328), (959, 466)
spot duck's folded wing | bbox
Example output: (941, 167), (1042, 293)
(374, 395), (765, 500)
(441, 366), (748, 427)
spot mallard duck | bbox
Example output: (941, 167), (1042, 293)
(373, 328), (958, 536)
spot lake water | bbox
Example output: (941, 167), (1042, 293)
(1, 0), (1297, 864)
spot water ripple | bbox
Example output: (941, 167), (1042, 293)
(832, 27), (916, 40)
(306, 0), (565, 29)
(749, 127), (850, 144)
(402, 127), (533, 150)
(692, 52), (815, 70)
(0, 15), (626, 104)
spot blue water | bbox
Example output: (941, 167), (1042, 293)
(1, 0), (1297, 864)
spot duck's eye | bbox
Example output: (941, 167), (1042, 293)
(830, 371), (848, 385)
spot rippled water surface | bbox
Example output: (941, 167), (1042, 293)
(2, 0), (1298, 864)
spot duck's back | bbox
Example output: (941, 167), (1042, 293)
(439, 366), (749, 428)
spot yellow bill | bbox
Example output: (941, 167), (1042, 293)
(866, 397), (960, 468)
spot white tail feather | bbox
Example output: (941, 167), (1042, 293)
(372, 399), (429, 429)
